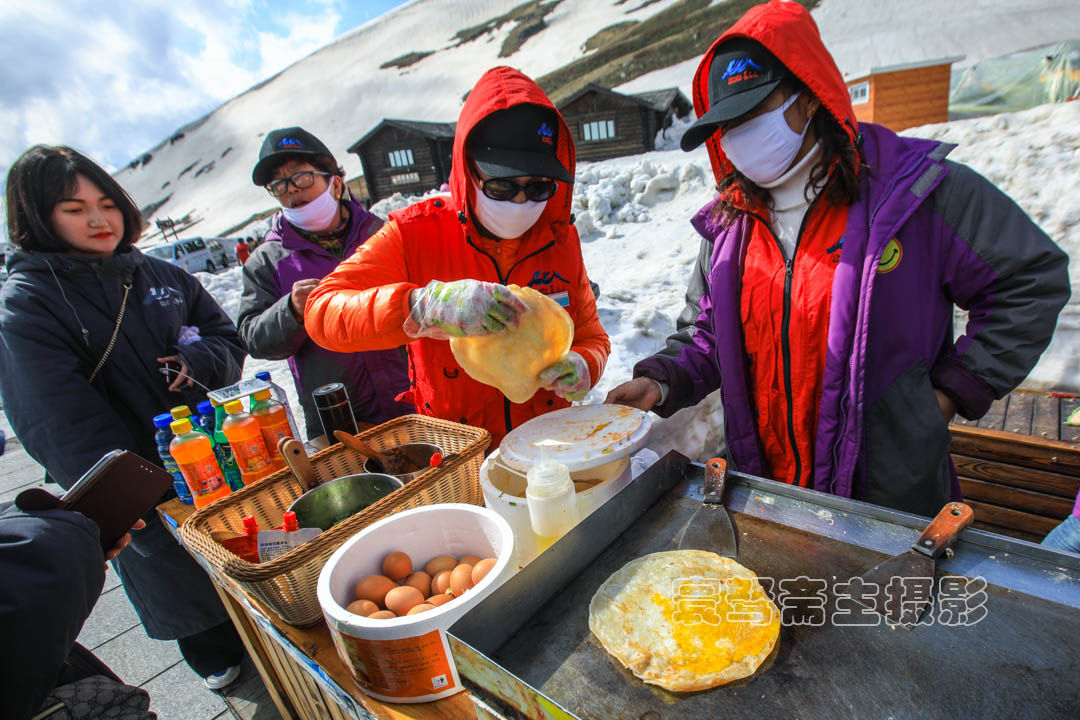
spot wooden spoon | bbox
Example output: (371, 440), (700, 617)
(332, 430), (393, 468)
(279, 438), (319, 492)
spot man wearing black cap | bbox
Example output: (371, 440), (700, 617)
(304, 67), (610, 447)
(237, 126), (412, 438)
(608, 0), (1067, 519)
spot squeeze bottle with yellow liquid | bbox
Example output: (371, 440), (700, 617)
(249, 389), (291, 470)
(170, 418), (231, 508)
(525, 455), (578, 553)
(221, 400), (275, 484)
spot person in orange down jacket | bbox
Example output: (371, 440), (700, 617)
(305, 66), (610, 446)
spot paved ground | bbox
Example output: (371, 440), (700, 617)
(0, 411), (281, 720)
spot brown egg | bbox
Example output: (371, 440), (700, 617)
(425, 555), (457, 576)
(426, 594), (452, 607)
(381, 551), (412, 581)
(406, 603), (436, 616)
(355, 575), (397, 607)
(471, 558), (497, 585)
(431, 569), (453, 595)
(384, 585), (425, 616)
(460, 555), (483, 567)
(368, 610), (396, 620)
(403, 571), (431, 597)
(345, 599), (379, 617)
(450, 563), (475, 596)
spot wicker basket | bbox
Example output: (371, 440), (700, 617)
(179, 415), (489, 626)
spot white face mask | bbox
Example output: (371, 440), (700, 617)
(471, 181), (548, 239)
(720, 92), (811, 186)
(281, 179), (340, 231)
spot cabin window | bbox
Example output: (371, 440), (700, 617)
(582, 119), (616, 142)
(849, 81), (869, 105)
(390, 172), (420, 186)
(387, 149), (415, 168)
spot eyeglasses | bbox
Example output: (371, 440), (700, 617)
(481, 178), (558, 202)
(265, 170), (331, 197)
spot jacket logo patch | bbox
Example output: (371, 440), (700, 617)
(876, 238), (902, 274)
(144, 286), (185, 307)
(722, 57), (763, 85)
(828, 234), (844, 264)
(527, 270), (569, 288)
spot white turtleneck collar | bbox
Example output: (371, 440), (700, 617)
(759, 141), (824, 260)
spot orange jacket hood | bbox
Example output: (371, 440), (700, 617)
(451, 66), (576, 246)
(691, 0), (857, 186)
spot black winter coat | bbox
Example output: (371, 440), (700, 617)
(0, 247), (245, 638)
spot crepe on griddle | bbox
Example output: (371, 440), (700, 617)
(589, 550), (780, 692)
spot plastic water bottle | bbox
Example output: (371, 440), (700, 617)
(170, 418), (231, 509)
(255, 371), (300, 440)
(250, 388), (292, 470)
(525, 455), (578, 553)
(196, 400), (217, 436)
(222, 400), (275, 485)
(154, 413), (192, 504)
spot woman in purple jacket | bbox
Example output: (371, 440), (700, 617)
(238, 127), (411, 438)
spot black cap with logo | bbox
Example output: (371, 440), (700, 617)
(468, 104), (573, 184)
(252, 127), (335, 186)
(680, 37), (789, 151)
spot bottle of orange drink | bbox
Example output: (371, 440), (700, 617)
(249, 389), (292, 470)
(221, 400), (275, 484)
(170, 418), (231, 508)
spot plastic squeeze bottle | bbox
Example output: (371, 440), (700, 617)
(257, 511), (322, 562)
(153, 413), (192, 504)
(170, 418), (231, 508)
(221, 400), (275, 484)
(255, 371), (300, 440)
(526, 455), (579, 553)
(249, 389), (292, 470)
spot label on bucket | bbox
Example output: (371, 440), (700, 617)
(331, 628), (456, 699)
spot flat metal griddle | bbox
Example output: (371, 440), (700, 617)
(450, 454), (1080, 719)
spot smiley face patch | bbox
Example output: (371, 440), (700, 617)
(877, 238), (902, 274)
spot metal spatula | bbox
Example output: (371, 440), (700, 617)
(853, 501), (974, 628)
(677, 457), (738, 557)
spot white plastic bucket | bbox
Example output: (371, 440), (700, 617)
(317, 504), (514, 703)
(480, 449), (631, 567)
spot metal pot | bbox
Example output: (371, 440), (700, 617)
(362, 442), (445, 484)
(287, 472), (403, 531)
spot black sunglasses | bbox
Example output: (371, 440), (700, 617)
(265, 170), (331, 197)
(481, 178), (558, 202)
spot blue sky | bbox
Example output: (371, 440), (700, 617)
(0, 0), (411, 198)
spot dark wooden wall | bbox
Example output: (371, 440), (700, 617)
(849, 63), (952, 132)
(561, 91), (663, 163)
(356, 126), (453, 202)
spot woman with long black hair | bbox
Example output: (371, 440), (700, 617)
(0, 145), (247, 689)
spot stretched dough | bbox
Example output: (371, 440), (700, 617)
(450, 285), (574, 403)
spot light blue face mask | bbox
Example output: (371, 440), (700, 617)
(720, 92), (811, 185)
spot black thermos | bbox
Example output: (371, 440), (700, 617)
(312, 382), (358, 439)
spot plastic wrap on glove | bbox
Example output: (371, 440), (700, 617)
(450, 285), (574, 404)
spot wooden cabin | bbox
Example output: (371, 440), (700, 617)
(344, 175), (370, 207)
(557, 84), (692, 162)
(348, 120), (455, 203)
(844, 56), (963, 131)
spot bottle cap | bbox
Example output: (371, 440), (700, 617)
(153, 412), (174, 429)
(170, 418), (193, 434)
(255, 371), (271, 381)
(312, 382), (348, 408)
(224, 400), (245, 414)
(242, 516), (259, 534)
(251, 389), (272, 402)
(196, 400), (214, 415)
(282, 511), (298, 531)
(170, 405), (192, 420)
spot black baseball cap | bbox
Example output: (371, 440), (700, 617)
(680, 38), (789, 151)
(252, 127), (335, 186)
(468, 104), (573, 184)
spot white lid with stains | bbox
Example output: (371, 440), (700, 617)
(498, 404), (652, 473)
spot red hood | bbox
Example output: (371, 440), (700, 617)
(691, 0), (857, 187)
(451, 66), (575, 247)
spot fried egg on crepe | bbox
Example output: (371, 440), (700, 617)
(589, 550), (780, 692)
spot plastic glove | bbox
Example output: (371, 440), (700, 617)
(538, 351), (591, 401)
(404, 279), (528, 340)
